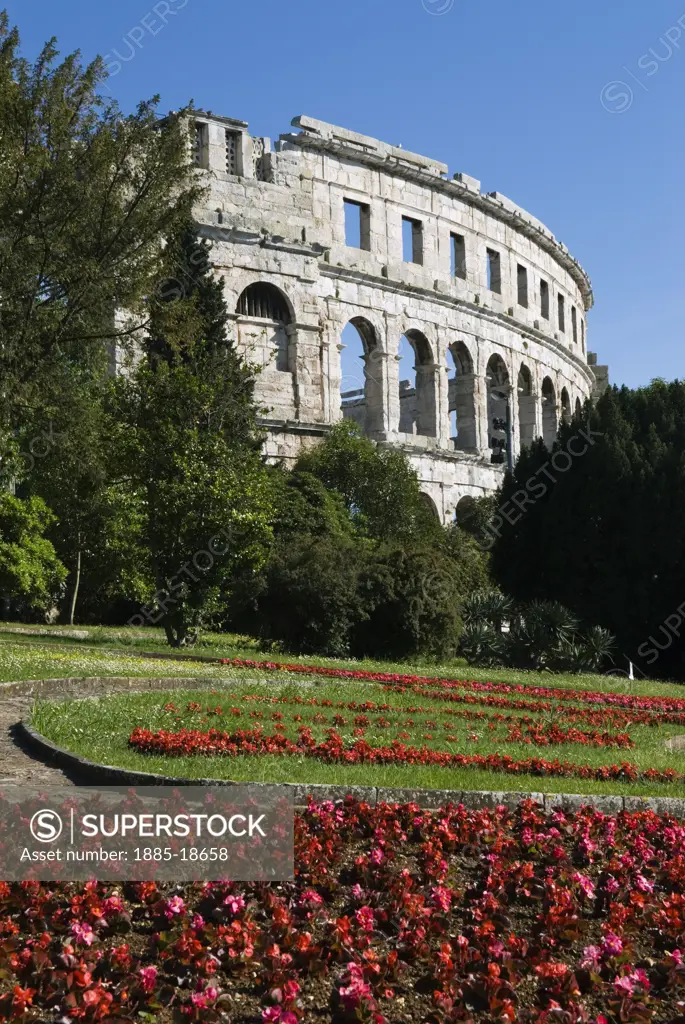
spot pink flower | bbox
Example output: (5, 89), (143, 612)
(224, 894), (246, 915)
(573, 872), (596, 901)
(191, 914), (205, 930)
(602, 933), (624, 957)
(139, 966), (158, 993)
(581, 945), (602, 970)
(70, 921), (95, 947)
(163, 896), (186, 919)
(356, 906), (375, 932)
(635, 873), (654, 894)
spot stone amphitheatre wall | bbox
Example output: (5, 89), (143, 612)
(188, 112), (606, 522)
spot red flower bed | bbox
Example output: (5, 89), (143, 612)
(3, 799), (685, 1022)
(220, 657), (685, 714)
(168, 699), (634, 750)
(129, 726), (671, 783)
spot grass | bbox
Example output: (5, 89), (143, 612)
(6, 619), (685, 797)
(30, 675), (685, 799)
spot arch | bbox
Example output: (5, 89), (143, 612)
(447, 341), (477, 451)
(236, 282), (293, 373)
(455, 494), (478, 529)
(541, 376), (557, 447)
(517, 364), (536, 450)
(486, 354), (510, 464)
(340, 317), (383, 435)
(574, 396), (582, 419)
(398, 329), (437, 437)
(236, 282), (292, 323)
(560, 387), (571, 425)
(420, 493), (441, 521)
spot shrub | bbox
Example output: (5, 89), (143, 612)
(460, 591), (615, 673)
(352, 545), (464, 660)
(251, 534), (368, 657)
(0, 493), (67, 617)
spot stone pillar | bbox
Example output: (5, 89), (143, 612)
(414, 362), (440, 438)
(290, 323), (325, 424)
(533, 390), (544, 440)
(519, 391), (538, 449)
(438, 365), (453, 449)
(322, 323), (343, 424)
(452, 373), (479, 452)
(474, 374), (490, 458)
(383, 317), (402, 438)
(509, 380), (520, 462)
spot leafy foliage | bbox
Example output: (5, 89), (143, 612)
(111, 220), (273, 646)
(0, 14), (202, 441)
(0, 492), (66, 615)
(489, 381), (685, 678)
(460, 592), (615, 673)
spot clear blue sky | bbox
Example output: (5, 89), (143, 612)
(10, 0), (685, 388)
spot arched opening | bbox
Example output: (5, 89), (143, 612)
(486, 354), (510, 465)
(541, 376), (557, 447)
(398, 330), (437, 437)
(420, 493), (441, 521)
(447, 341), (477, 451)
(455, 494), (477, 529)
(236, 282), (292, 372)
(340, 318), (383, 435)
(517, 364), (536, 450)
(560, 387), (571, 425)
(574, 396), (582, 419)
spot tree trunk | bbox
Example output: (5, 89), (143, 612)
(69, 548), (82, 626)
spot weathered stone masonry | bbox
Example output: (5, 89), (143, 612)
(192, 112), (608, 523)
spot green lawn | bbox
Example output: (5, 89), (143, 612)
(6, 620), (685, 798)
(29, 674), (685, 798)
(2, 621), (684, 697)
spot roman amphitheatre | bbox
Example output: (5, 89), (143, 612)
(166, 111), (611, 521)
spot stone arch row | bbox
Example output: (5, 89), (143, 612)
(234, 281), (584, 460)
(339, 315), (583, 460)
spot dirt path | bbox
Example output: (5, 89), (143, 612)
(0, 697), (72, 786)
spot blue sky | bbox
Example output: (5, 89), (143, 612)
(10, 0), (685, 388)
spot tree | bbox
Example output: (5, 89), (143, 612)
(294, 420), (443, 544)
(15, 364), (147, 624)
(0, 13), (203, 445)
(489, 381), (685, 679)
(111, 220), (273, 647)
(0, 493), (66, 617)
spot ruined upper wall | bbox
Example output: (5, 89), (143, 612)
(191, 111), (594, 366)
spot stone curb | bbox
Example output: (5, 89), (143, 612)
(8, 677), (685, 817)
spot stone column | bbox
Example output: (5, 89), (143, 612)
(414, 362), (440, 438)
(290, 323), (325, 424)
(321, 323), (343, 424)
(382, 317), (401, 438)
(452, 373), (479, 452)
(473, 374), (491, 458)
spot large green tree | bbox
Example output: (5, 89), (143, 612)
(0, 13), (202, 443)
(111, 221), (273, 647)
(294, 420), (444, 545)
(490, 380), (685, 679)
(0, 493), (66, 618)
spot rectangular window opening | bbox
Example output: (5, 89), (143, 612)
(344, 199), (371, 250)
(540, 278), (550, 320)
(558, 293), (566, 333)
(487, 248), (501, 293)
(517, 264), (528, 308)
(402, 216), (424, 265)
(451, 233), (466, 279)
(225, 130), (240, 175)
(193, 122), (208, 168)
(581, 318), (586, 352)
(571, 305), (578, 343)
